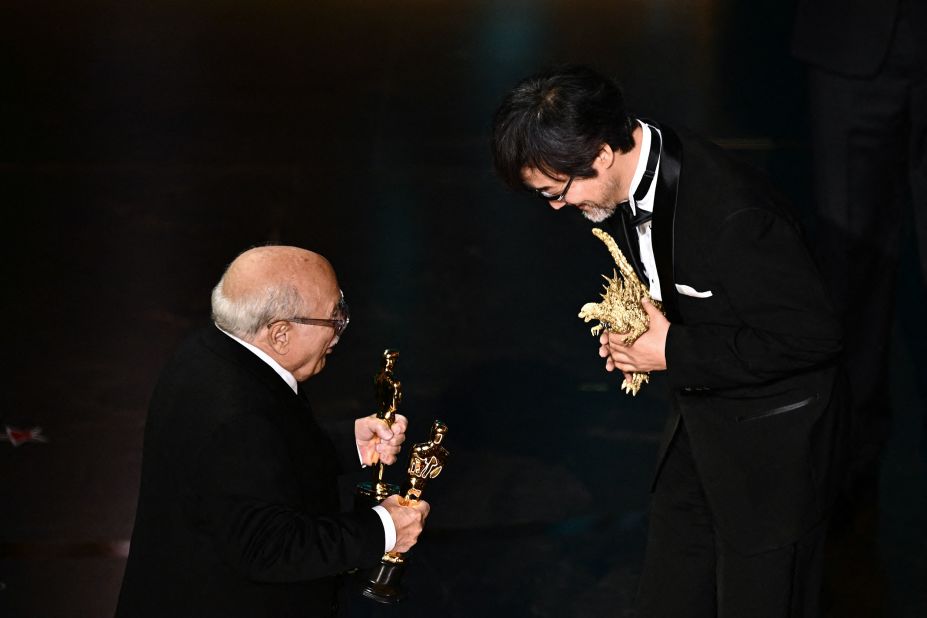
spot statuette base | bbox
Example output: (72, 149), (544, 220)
(360, 561), (406, 604)
(354, 481), (400, 509)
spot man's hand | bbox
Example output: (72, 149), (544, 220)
(380, 494), (430, 553)
(598, 298), (670, 373)
(355, 414), (408, 466)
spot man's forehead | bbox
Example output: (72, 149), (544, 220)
(299, 275), (339, 304)
(520, 166), (568, 188)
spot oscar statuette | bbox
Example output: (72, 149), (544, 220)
(355, 349), (403, 508)
(360, 419), (449, 603)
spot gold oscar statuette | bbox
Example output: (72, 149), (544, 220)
(360, 419), (450, 604)
(355, 349), (403, 507)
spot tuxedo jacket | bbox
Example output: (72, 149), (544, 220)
(116, 325), (384, 618)
(603, 125), (845, 555)
(792, 0), (927, 77)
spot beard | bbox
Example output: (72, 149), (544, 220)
(579, 202), (618, 223)
(577, 176), (623, 222)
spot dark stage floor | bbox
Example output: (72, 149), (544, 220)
(2, 1), (926, 616)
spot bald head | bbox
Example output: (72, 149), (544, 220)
(223, 246), (336, 306)
(211, 246), (339, 340)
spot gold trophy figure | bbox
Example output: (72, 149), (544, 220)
(404, 420), (448, 501)
(361, 420), (450, 604)
(355, 350), (403, 506)
(578, 227), (665, 395)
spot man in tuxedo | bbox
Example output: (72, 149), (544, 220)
(116, 246), (430, 617)
(491, 65), (845, 617)
(793, 4), (927, 614)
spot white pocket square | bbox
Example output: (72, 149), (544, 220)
(675, 284), (713, 298)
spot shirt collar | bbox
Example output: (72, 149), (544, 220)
(217, 325), (299, 394)
(626, 120), (661, 217)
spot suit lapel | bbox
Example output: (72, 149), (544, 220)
(652, 123), (683, 323)
(615, 207), (648, 282)
(296, 383), (315, 412)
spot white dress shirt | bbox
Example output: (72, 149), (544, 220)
(626, 120), (663, 301)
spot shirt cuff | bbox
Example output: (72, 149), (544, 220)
(357, 444), (367, 467)
(372, 505), (397, 553)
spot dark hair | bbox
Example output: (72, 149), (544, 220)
(490, 64), (635, 190)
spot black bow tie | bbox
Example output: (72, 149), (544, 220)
(620, 202), (653, 227)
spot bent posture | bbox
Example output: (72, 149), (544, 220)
(492, 65), (846, 618)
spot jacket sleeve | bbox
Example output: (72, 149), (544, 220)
(192, 414), (385, 583)
(665, 206), (842, 390)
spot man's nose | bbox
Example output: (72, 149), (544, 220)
(548, 199), (566, 210)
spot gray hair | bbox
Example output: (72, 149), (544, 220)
(211, 277), (305, 340)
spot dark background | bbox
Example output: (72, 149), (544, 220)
(2, 0), (925, 616)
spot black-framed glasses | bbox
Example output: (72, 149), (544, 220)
(273, 292), (350, 337)
(534, 176), (574, 202)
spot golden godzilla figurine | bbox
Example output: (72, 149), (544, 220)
(578, 227), (664, 396)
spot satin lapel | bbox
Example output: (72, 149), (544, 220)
(616, 207), (648, 282)
(652, 124), (683, 323)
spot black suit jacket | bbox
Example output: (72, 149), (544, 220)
(792, 0), (927, 77)
(604, 125), (845, 555)
(116, 326), (384, 617)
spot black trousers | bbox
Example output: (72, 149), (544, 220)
(637, 422), (826, 618)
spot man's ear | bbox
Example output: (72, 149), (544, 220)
(596, 144), (616, 170)
(266, 321), (291, 355)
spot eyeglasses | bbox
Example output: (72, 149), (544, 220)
(273, 292), (350, 337)
(534, 176), (574, 202)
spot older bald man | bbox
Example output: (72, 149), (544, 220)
(116, 246), (429, 618)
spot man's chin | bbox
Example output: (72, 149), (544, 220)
(581, 205), (616, 223)
(297, 359), (327, 382)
